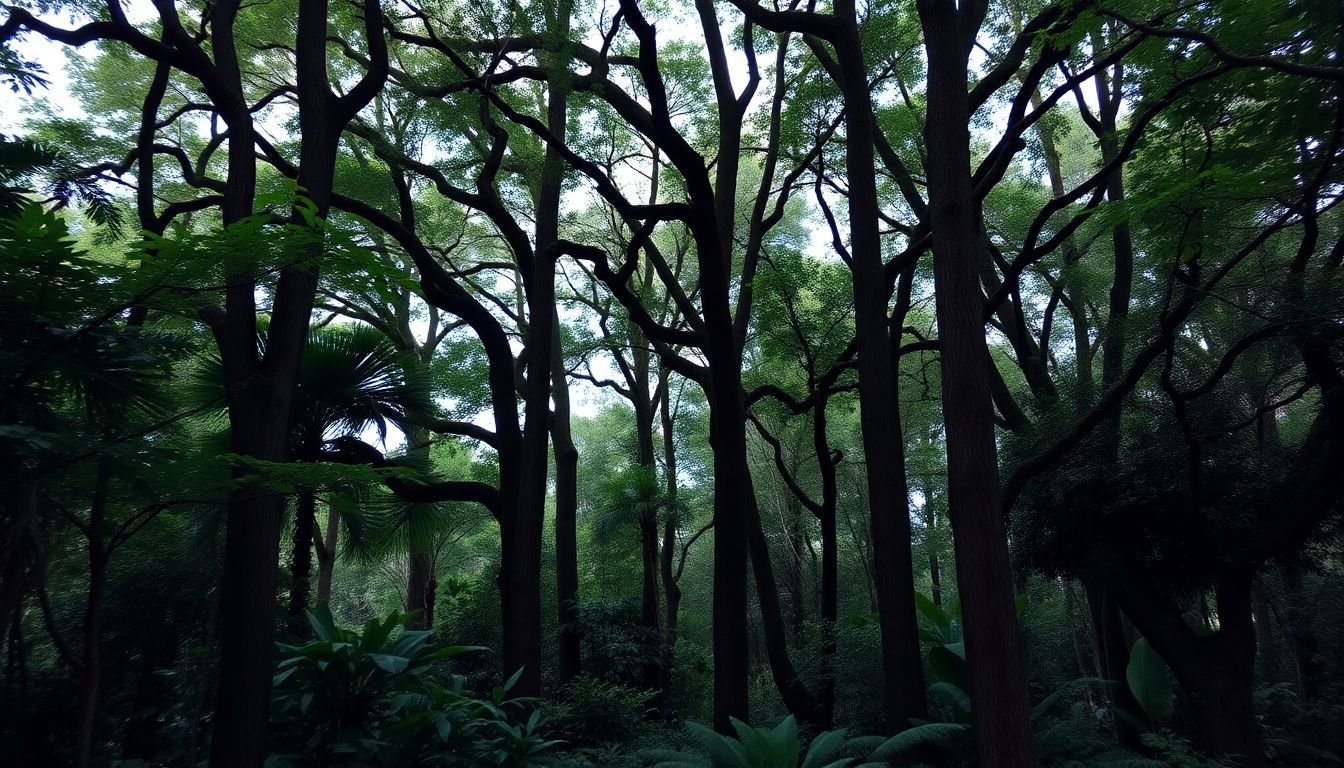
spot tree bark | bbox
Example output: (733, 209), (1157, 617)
(634, 349), (664, 692)
(918, 0), (1035, 762)
(745, 476), (827, 726)
(552, 318), (582, 683)
(658, 369), (683, 645)
(404, 425), (434, 629)
(314, 503), (338, 606)
(75, 463), (111, 768)
(286, 489), (317, 632)
(210, 0), (385, 761)
(1278, 559), (1320, 700)
(833, 0), (928, 732)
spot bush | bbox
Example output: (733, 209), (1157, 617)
(267, 608), (560, 767)
(547, 675), (655, 747)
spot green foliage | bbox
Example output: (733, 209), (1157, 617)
(574, 598), (664, 688)
(1125, 638), (1174, 723)
(866, 722), (972, 763)
(546, 675), (655, 747)
(269, 607), (559, 767)
(644, 715), (874, 768)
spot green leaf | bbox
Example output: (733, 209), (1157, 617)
(867, 723), (970, 761)
(1126, 638), (1174, 722)
(368, 654), (410, 673)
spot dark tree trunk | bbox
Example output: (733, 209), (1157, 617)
(210, 0), (385, 760)
(918, 1), (1035, 763)
(1085, 578), (1140, 746)
(552, 322), (582, 684)
(121, 621), (178, 761)
(1278, 559), (1320, 700)
(287, 489), (317, 632)
(745, 477), (827, 727)
(1172, 576), (1263, 765)
(658, 372), (683, 647)
(833, 0), (928, 732)
(707, 369), (751, 731)
(405, 426), (434, 629)
(813, 399), (838, 722)
(314, 503), (338, 606)
(635, 386), (664, 692)
(1085, 64), (1142, 744)
(786, 493), (806, 648)
(76, 464), (111, 768)
(630, 332), (664, 691)
(927, 505), (942, 607)
(506, 269), (553, 700)
(503, 0), (574, 688)
(407, 549), (434, 628)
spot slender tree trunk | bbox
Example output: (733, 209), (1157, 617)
(918, 1), (1035, 762)
(833, 0), (927, 731)
(1086, 60), (1142, 745)
(814, 399), (838, 722)
(786, 492), (806, 648)
(552, 321), (582, 683)
(76, 464), (111, 768)
(744, 476), (826, 726)
(314, 503), (338, 606)
(404, 426), (434, 629)
(287, 489), (316, 631)
(209, 0), (331, 754)
(407, 549), (434, 627)
(927, 507), (942, 607)
(183, 585), (219, 768)
(1085, 578), (1140, 744)
(507, 276), (553, 699)
(121, 622), (178, 761)
(658, 371), (682, 646)
(634, 353), (664, 692)
(500, 0), (574, 696)
(1278, 559), (1320, 700)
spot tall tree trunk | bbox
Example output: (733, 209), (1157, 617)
(1278, 559), (1320, 700)
(786, 492), (806, 647)
(634, 349), (664, 692)
(314, 503), (338, 606)
(706, 367), (751, 731)
(1085, 578), (1140, 744)
(745, 477), (827, 726)
(1087, 50), (1142, 746)
(121, 621), (178, 761)
(501, 0), (574, 697)
(813, 397), (839, 722)
(927, 505), (942, 607)
(76, 463), (111, 768)
(209, 0), (385, 752)
(506, 268), (553, 699)
(833, 0), (928, 732)
(918, 1), (1035, 762)
(552, 317), (582, 684)
(287, 489), (316, 632)
(405, 425), (435, 629)
(1177, 575), (1263, 765)
(658, 370), (682, 646)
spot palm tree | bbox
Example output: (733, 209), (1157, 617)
(195, 320), (429, 630)
(283, 323), (428, 629)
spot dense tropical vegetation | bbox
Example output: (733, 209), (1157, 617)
(1, 0), (1341, 765)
